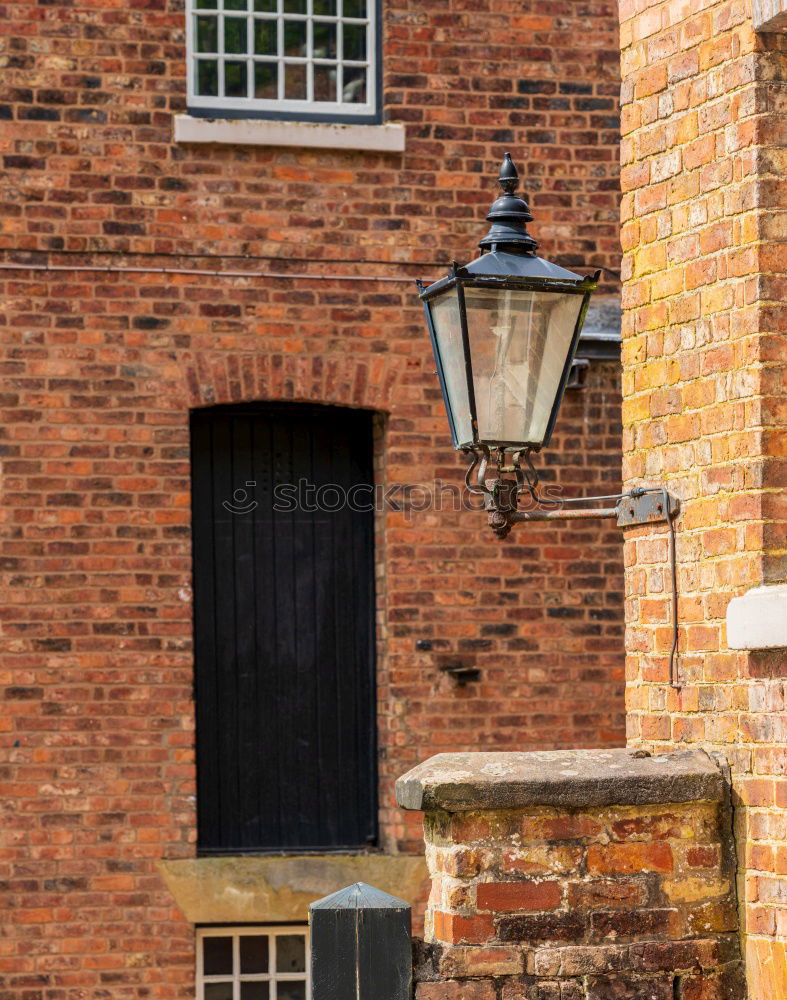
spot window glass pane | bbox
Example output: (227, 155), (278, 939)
(224, 0), (247, 9)
(254, 62), (278, 98)
(196, 16), (218, 52)
(313, 64), (335, 102)
(195, 0), (218, 9)
(276, 985), (306, 1000)
(312, 21), (336, 59)
(253, 0), (276, 9)
(283, 0), (306, 11)
(254, 19), (276, 55)
(342, 65), (366, 103)
(203, 937), (233, 976)
(313, 0), (336, 12)
(224, 60), (248, 97)
(284, 63), (306, 99)
(342, 23), (366, 61)
(428, 289), (473, 446)
(283, 20), (307, 56)
(464, 287), (583, 445)
(205, 985), (234, 1000)
(240, 935), (268, 974)
(224, 17), (248, 54)
(343, 0), (366, 16)
(196, 59), (219, 96)
(275, 935), (305, 973)
(240, 986), (268, 1000)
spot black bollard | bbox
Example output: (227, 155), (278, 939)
(310, 882), (412, 1000)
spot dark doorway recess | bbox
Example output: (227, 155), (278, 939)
(190, 402), (378, 853)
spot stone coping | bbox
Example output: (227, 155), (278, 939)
(158, 854), (428, 923)
(395, 748), (723, 812)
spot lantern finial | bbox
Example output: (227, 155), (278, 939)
(478, 152), (538, 255)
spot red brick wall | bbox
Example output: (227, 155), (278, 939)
(0, 0), (624, 995)
(618, 1), (787, 996)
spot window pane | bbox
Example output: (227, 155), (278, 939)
(224, 0), (247, 9)
(276, 985), (306, 1000)
(224, 60), (248, 97)
(284, 63), (306, 99)
(313, 0), (336, 12)
(224, 17), (248, 53)
(283, 20), (307, 56)
(203, 937), (233, 976)
(342, 23), (366, 61)
(205, 986), (234, 1000)
(313, 64), (335, 102)
(283, 0), (306, 10)
(196, 0), (218, 9)
(343, 0), (366, 16)
(240, 985), (268, 1000)
(240, 935), (268, 974)
(196, 59), (219, 96)
(254, 62), (277, 98)
(276, 935), (305, 973)
(312, 21), (336, 59)
(342, 65), (366, 103)
(464, 287), (583, 445)
(253, 0), (275, 9)
(254, 19), (276, 55)
(196, 16), (218, 52)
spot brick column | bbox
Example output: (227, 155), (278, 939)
(618, 2), (787, 996)
(397, 749), (743, 998)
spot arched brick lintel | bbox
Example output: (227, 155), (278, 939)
(183, 352), (401, 413)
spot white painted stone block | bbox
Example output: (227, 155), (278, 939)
(726, 584), (787, 649)
(753, 0), (787, 31)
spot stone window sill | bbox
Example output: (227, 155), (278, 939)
(157, 853), (427, 923)
(174, 115), (406, 152)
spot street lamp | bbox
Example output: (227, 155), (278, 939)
(417, 152), (683, 686)
(417, 152), (599, 461)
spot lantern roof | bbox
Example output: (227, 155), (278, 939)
(462, 248), (589, 284)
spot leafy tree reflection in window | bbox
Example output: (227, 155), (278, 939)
(187, 0), (380, 123)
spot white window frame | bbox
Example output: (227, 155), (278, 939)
(186, 0), (379, 121)
(197, 925), (311, 1000)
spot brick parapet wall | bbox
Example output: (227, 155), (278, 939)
(618, 1), (787, 996)
(399, 749), (744, 999)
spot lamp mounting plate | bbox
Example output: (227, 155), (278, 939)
(616, 490), (680, 528)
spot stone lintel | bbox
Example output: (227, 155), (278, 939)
(395, 748), (723, 812)
(157, 854), (428, 924)
(753, 0), (787, 31)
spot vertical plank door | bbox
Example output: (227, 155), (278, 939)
(191, 402), (377, 852)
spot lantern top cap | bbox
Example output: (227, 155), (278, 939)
(478, 152), (538, 256)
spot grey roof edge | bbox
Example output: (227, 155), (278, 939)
(395, 749), (724, 813)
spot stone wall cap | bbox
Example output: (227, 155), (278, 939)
(395, 748), (723, 812)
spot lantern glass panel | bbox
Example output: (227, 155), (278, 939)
(464, 286), (583, 446)
(428, 288), (474, 446)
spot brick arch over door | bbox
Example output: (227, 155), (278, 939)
(181, 352), (401, 413)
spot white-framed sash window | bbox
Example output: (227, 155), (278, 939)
(197, 926), (310, 1000)
(186, 0), (379, 122)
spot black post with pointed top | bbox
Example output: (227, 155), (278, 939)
(310, 882), (412, 1000)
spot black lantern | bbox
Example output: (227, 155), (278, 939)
(417, 153), (599, 458)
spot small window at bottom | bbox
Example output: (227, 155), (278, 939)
(197, 927), (309, 1000)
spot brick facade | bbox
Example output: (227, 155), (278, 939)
(619, 1), (787, 996)
(0, 0), (625, 995)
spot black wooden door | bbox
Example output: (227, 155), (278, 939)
(191, 402), (377, 852)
